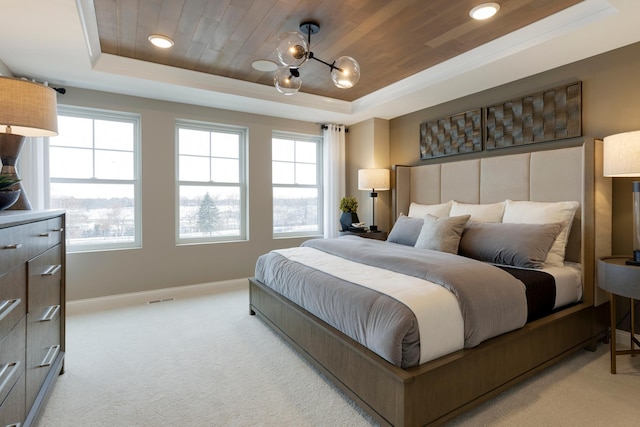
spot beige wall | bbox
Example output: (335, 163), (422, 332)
(59, 88), (320, 300)
(346, 118), (391, 231)
(386, 41), (640, 256)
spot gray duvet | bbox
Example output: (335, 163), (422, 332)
(254, 236), (527, 368)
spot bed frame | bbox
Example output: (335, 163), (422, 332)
(249, 138), (611, 426)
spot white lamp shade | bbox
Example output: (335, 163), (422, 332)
(0, 76), (58, 136)
(358, 168), (390, 191)
(603, 131), (640, 177)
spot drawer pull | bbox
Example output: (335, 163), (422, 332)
(40, 305), (60, 322)
(53, 227), (64, 232)
(39, 232), (50, 237)
(42, 264), (62, 276)
(0, 299), (21, 322)
(2, 243), (22, 250)
(39, 345), (60, 368)
(0, 361), (20, 396)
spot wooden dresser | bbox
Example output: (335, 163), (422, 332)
(0, 210), (65, 427)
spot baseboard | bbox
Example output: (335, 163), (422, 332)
(66, 278), (248, 315)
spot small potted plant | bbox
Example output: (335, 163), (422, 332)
(0, 175), (21, 210)
(339, 196), (360, 231)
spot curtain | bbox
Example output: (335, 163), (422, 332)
(323, 124), (346, 238)
(16, 136), (47, 210)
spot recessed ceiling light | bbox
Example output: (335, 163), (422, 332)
(469, 2), (500, 20)
(251, 60), (278, 72)
(148, 34), (174, 49)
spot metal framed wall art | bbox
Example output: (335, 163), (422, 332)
(419, 109), (482, 159)
(485, 81), (582, 149)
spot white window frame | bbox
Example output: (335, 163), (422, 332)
(47, 105), (142, 252)
(175, 119), (248, 244)
(272, 131), (323, 238)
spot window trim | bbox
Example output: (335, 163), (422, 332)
(48, 105), (142, 252)
(175, 119), (248, 245)
(272, 131), (323, 238)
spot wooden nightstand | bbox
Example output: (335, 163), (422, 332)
(338, 230), (387, 241)
(597, 256), (640, 374)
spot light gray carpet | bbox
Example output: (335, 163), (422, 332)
(37, 285), (640, 426)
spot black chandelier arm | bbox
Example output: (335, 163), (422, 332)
(308, 52), (342, 72)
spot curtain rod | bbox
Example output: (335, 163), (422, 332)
(320, 124), (349, 132)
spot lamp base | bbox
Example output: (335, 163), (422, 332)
(0, 133), (31, 210)
(369, 225), (378, 232)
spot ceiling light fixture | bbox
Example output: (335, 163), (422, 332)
(469, 2), (501, 20)
(148, 34), (174, 49)
(272, 22), (360, 95)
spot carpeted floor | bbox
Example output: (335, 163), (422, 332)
(37, 285), (640, 426)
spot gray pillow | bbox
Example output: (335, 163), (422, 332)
(459, 221), (564, 268)
(414, 214), (470, 254)
(387, 214), (424, 246)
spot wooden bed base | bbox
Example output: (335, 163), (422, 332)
(249, 139), (612, 426)
(249, 277), (604, 426)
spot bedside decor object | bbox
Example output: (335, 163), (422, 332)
(0, 175), (21, 210)
(339, 196), (359, 232)
(269, 22), (360, 95)
(603, 130), (640, 265)
(0, 76), (59, 209)
(358, 168), (390, 232)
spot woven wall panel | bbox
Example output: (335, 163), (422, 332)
(485, 82), (581, 149)
(420, 109), (482, 159)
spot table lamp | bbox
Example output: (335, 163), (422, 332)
(0, 76), (58, 209)
(603, 131), (640, 265)
(358, 168), (389, 232)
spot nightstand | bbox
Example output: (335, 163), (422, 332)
(338, 230), (387, 241)
(597, 256), (640, 374)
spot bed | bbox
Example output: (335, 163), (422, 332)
(249, 138), (611, 426)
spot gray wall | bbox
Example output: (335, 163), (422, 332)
(59, 88), (320, 300)
(388, 41), (640, 257)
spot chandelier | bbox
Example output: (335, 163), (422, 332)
(272, 22), (360, 95)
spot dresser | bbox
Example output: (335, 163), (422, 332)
(0, 210), (65, 427)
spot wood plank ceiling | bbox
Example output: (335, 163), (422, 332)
(94, 0), (582, 102)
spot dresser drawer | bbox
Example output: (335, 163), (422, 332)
(0, 317), (26, 407)
(26, 315), (60, 412)
(0, 371), (25, 427)
(24, 217), (63, 261)
(0, 267), (26, 341)
(0, 225), (28, 275)
(27, 244), (62, 313)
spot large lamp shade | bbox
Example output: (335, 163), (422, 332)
(0, 76), (58, 210)
(358, 168), (390, 232)
(603, 131), (640, 265)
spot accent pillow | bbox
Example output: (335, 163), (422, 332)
(449, 200), (505, 223)
(414, 214), (470, 254)
(502, 199), (579, 267)
(408, 201), (452, 218)
(387, 214), (424, 246)
(459, 221), (564, 268)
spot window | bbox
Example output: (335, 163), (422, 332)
(176, 120), (247, 243)
(48, 106), (141, 251)
(272, 132), (323, 237)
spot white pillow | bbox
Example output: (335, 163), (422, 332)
(502, 199), (579, 267)
(449, 200), (505, 223)
(408, 201), (452, 218)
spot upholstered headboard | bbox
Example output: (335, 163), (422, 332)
(393, 139), (611, 306)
